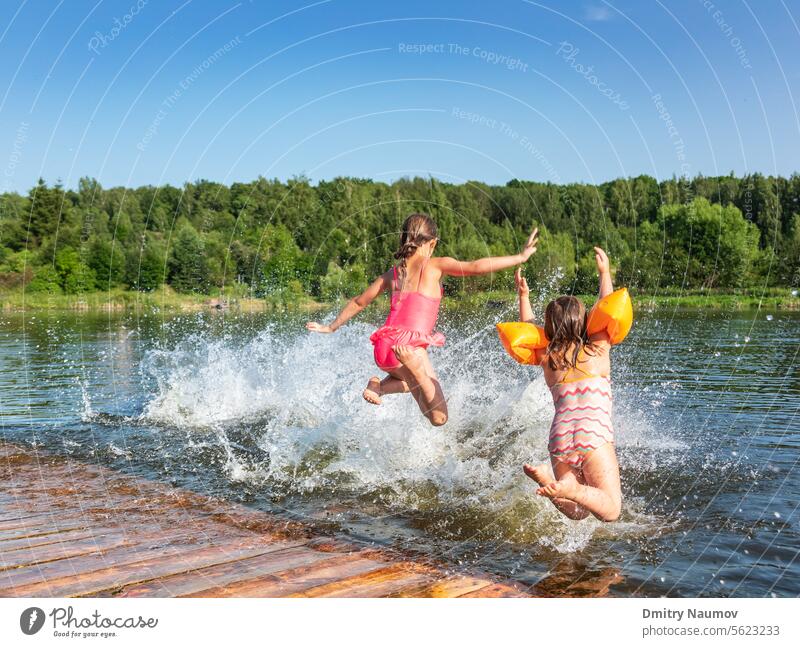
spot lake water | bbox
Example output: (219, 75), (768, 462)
(1, 300), (798, 597)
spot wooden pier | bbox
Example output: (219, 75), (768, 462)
(0, 442), (540, 598)
(0, 442), (623, 598)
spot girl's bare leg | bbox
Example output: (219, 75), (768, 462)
(381, 375), (410, 394)
(524, 462), (590, 520)
(537, 444), (622, 522)
(391, 346), (448, 426)
(363, 375), (410, 405)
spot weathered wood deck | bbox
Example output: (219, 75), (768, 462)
(0, 442), (542, 598)
(1, 442), (624, 598)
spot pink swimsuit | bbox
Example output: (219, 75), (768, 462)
(548, 374), (614, 467)
(369, 263), (445, 371)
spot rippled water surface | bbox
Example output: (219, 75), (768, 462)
(1, 301), (798, 597)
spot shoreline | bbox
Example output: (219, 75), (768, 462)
(434, 290), (800, 312)
(0, 288), (326, 313)
(1, 288), (798, 313)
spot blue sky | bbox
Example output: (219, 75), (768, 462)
(1, 0), (798, 190)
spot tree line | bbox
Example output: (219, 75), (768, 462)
(1, 173), (798, 300)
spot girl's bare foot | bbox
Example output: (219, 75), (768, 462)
(537, 476), (580, 500)
(523, 463), (554, 487)
(363, 377), (382, 405)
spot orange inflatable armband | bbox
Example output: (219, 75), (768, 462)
(586, 287), (633, 344)
(496, 322), (548, 365)
(498, 288), (632, 363)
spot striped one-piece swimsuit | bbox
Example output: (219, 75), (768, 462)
(548, 375), (614, 467)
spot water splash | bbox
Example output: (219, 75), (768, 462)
(78, 378), (95, 422)
(138, 310), (671, 551)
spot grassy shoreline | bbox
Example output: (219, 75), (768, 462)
(2, 287), (798, 313)
(440, 289), (800, 312)
(0, 287), (324, 313)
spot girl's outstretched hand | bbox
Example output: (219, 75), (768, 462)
(520, 227), (539, 261)
(306, 322), (333, 333)
(514, 267), (530, 297)
(594, 246), (610, 274)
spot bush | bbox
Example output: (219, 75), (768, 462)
(54, 248), (97, 293)
(127, 237), (167, 291)
(27, 265), (62, 293)
(168, 223), (208, 293)
(88, 237), (125, 288)
(320, 261), (367, 301)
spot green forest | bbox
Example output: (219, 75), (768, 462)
(1, 173), (798, 304)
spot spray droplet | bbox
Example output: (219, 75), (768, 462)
(744, 336), (750, 343)
(766, 314), (773, 321)
(774, 511), (781, 518)
(791, 290), (797, 297)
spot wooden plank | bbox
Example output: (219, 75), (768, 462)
(0, 515), (250, 552)
(0, 512), (107, 534)
(0, 510), (37, 523)
(0, 513), (67, 531)
(110, 543), (323, 597)
(5, 540), (306, 598)
(0, 497), (24, 504)
(0, 527), (99, 552)
(0, 520), (207, 557)
(0, 529), (253, 594)
(288, 563), (436, 598)
(459, 582), (531, 598)
(2, 494), (174, 520)
(390, 575), (497, 598)
(0, 523), (90, 542)
(0, 533), (131, 571)
(186, 553), (388, 598)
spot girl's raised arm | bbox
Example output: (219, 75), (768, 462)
(594, 246), (613, 298)
(306, 272), (391, 333)
(435, 228), (538, 277)
(515, 267), (535, 323)
(588, 246), (614, 347)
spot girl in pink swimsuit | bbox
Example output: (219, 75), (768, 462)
(369, 260), (445, 373)
(516, 247), (623, 522)
(307, 213), (539, 427)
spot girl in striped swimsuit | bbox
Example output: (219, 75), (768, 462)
(517, 247), (622, 522)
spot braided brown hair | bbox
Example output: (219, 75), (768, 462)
(544, 296), (598, 371)
(394, 213), (438, 276)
